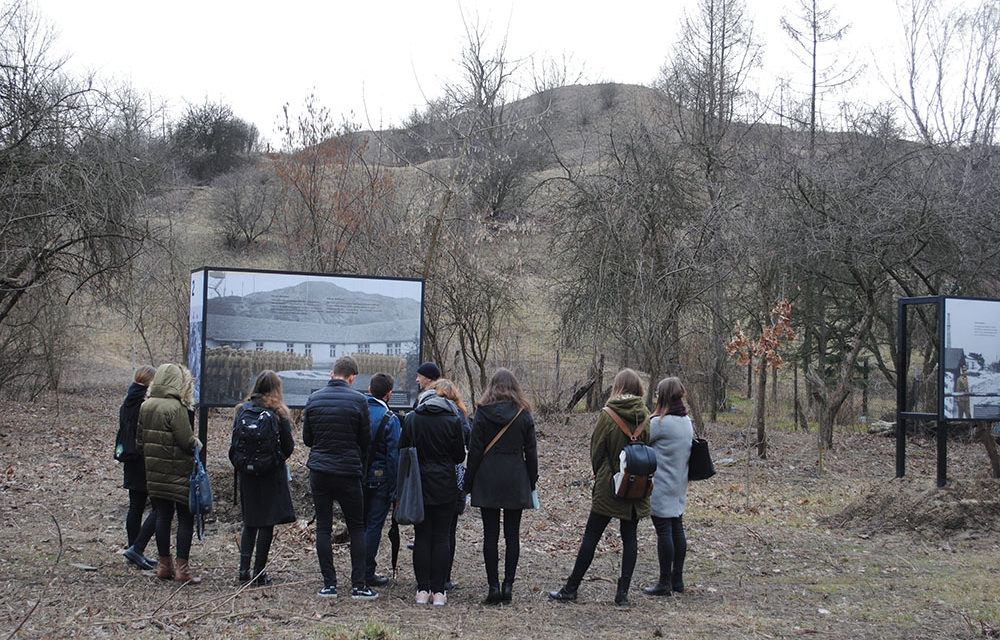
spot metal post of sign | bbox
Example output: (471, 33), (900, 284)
(896, 299), (907, 478)
(198, 406), (209, 464)
(936, 418), (947, 488)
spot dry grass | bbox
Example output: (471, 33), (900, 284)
(2, 385), (999, 639)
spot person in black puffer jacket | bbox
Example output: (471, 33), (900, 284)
(118, 365), (157, 570)
(302, 356), (375, 600)
(401, 385), (466, 606)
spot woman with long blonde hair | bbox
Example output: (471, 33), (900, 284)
(230, 370), (296, 586)
(431, 378), (472, 592)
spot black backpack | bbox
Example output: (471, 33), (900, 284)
(603, 407), (657, 500)
(229, 405), (282, 477)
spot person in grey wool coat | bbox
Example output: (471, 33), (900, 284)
(643, 377), (694, 596)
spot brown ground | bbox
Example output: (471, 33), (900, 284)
(3, 382), (1000, 639)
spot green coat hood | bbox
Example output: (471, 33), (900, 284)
(148, 363), (184, 401)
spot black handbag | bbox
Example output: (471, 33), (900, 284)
(688, 437), (716, 481)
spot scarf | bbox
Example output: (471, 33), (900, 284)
(666, 398), (688, 417)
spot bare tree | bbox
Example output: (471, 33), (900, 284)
(780, 0), (860, 154)
(212, 164), (279, 250)
(658, 0), (763, 420)
(895, 0), (1000, 149)
(272, 94), (396, 274)
(0, 1), (157, 394)
(552, 124), (708, 406)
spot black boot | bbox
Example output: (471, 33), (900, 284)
(614, 577), (630, 607)
(672, 556), (685, 592)
(548, 584), (578, 602)
(482, 582), (501, 605)
(643, 583), (672, 596)
(501, 579), (513, 603)
(238, 553), (252, 584)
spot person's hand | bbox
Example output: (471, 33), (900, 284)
(194, 437), (203, 450)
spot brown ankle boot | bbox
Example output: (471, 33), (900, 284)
(156, 556), (174, 580)
(173, 558), (202, 584)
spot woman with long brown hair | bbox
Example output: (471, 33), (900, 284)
(549, 368), (650, 606)
(229, 370), (296, 586)
(642, 377), (693, 596)
(465, 368), (537, 605)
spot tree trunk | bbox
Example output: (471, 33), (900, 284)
(756, 365), (768, 458)
(977, 422), (1000, 478)
(795, 397), (811, 432)
(686, 385), (707, 438)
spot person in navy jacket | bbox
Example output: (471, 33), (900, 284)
(362, 372), (401, 586)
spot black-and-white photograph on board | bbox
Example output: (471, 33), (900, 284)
(189, 268), (423, 409)
(942, 297), (1000, 420)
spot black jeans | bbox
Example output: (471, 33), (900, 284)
(151, 498), (194, 560)
(240, 525), (274, 575)
(480, 507), (523, 586)
(651, 515), (686, 584)
(566, 511), (639, 589)
(447, 509), (460, 582)
(310, 470), (366, 589)
(413, 503), (453, 593)
(126, 489), (156, 554)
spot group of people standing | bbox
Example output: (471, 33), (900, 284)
(116, 357), (694, 608)
(117, 363), (205, 583)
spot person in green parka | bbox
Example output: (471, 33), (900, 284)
(549, 368), (650, 606)
(137, 363), (203, 584)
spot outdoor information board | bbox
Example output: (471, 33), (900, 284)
(189, 267), (424, 410)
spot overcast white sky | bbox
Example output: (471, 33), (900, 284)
(32, 0), (964, 146)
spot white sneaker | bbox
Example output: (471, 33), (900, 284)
(432, 591), (447, 606)
(415, 590), (431, 604)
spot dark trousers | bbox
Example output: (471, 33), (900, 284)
(566, 511), (639, 589)
(412, 503), (453, 593)
(239, 525), (274, 575)
(480, 507), (523, 586)
(651, 515), (686, 584)
(311, 470), (366, 589)
(151, 497), (194, 560)
(126, 489), (156, 554)
(447, 509), (460, 582)
(362, 482), (393, 580)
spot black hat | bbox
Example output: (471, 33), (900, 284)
(417, 361), (441, 380)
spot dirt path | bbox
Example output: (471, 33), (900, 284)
(2, 389), (998, 639)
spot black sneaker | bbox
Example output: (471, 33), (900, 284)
(351, 586), (379, 600)
(317, 585), (338, 598)
(367, 575), (390, 587)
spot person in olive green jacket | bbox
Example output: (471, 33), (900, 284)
(137, 363), (203, 584)
(549, 368), (650, 606)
